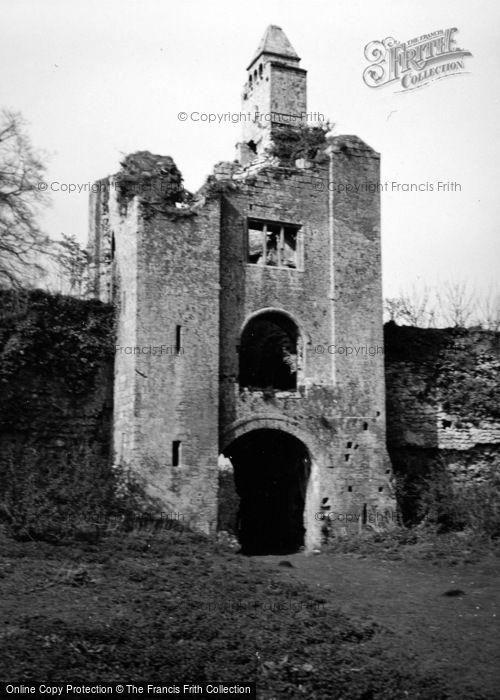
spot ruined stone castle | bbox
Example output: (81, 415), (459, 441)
(88, 26), (396, 553)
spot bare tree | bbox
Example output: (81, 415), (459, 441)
(477, 287), (500, 331)
(384, 297), (404, 323)
(384, 285), (436, 327)
(0, 110), (50, 286)
(437, 281), (476, 328)
(53, 234), (89, 297)
(386, 282), (499, 329)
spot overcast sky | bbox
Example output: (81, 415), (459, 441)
(1, 0), (498, 298)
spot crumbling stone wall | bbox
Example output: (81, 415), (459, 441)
(89, 137), (394, 548)
(384, 323), (500, 511)
(88, 179), (113, 303)
(216, 135), (393, 547)
(91, 155), (221, 535)
(86, 26), (396, 549)
(128, 200), (221, 534)
(2, 290), (498, 540)
(88, 144), (499, 547)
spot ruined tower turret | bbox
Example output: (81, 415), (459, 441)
(238, 25), (308, 164)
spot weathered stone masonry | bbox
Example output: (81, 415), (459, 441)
(88, 26), (398, 552)
(385, 323), (500, 518)
(2, 306), (499, 539)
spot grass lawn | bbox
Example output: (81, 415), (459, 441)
(0, 528), (497, 699)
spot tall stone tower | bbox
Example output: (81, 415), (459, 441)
(89, 26), (395, 554)
(238, 25), (307, 163)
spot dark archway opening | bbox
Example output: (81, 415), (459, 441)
(224, 429), (310, 555)
(239, 312), (298, 391)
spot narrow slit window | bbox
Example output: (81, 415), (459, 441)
(175, 325), (182, 354)
(172, 440), (181, 466)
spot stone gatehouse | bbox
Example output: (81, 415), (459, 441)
(88, 25), (396, 553)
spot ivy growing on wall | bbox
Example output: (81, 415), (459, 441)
(0, 288), (115, 408)
(0, 289), (118, 540)
(115, 151), (193, 219)
(384, 322), (500, 424)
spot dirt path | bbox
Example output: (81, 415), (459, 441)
(256, 551), (500, 697)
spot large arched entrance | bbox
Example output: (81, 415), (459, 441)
(223, 428), (311, 555)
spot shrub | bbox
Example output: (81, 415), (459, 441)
(0, 443), (115, 542)
(396, 466), (500, 538)
(269, 122), (333, 166)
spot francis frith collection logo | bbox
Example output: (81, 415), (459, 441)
(363, 27), (472, 91)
